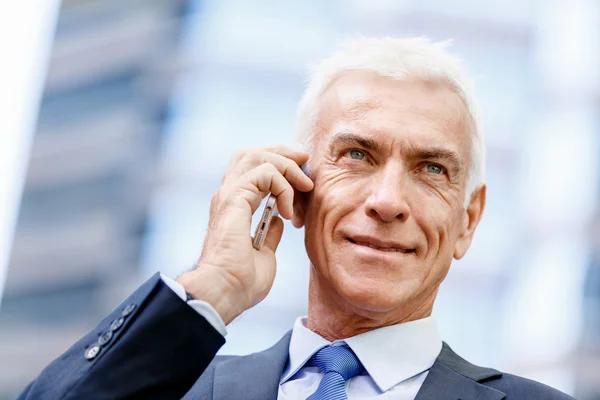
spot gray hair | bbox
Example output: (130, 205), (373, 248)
(296, 37), (485, 207)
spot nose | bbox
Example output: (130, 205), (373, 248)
(364, 164), (411, 223)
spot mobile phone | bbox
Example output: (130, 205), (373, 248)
(252, 193), (278, 250)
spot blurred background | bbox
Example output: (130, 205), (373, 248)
(1, 0), (599, 398)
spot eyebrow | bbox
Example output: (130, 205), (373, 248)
(328, 132), (381, 154)
(328, 132), (462, 174)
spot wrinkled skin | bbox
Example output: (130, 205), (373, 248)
(291, 71), (487, 340)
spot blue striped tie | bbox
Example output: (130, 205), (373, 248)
(306, 345), (364, 400)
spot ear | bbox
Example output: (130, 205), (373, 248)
(453, 184), (486, 260)
(292, 188), (308, 228)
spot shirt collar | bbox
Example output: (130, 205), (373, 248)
(280, 316), (442, 392)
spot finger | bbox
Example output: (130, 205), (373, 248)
(229, 146), (308, 171)
(260, 152), (313, 192)
(237, 163), (295, 219)
(263, 145), (310, 164)
(263, 215), (284, 253)
(232, 151), (313, 193)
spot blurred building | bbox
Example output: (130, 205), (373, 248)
(1, 0), (599, 399)
(0, 0), (189, 397)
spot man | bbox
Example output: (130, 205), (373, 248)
(17, 37), (572, 399)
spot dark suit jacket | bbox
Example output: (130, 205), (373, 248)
(17, 273), (574, 399)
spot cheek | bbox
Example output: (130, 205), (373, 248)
(409, 202), (459, 289)
(411, 195), (460, 255)
(304, 172), (368, 258)
(309, 170), (369, 220)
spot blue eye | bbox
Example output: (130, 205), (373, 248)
(426, 163), (443, 174)
(349, 149), (365, 160)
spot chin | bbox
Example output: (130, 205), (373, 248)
(333, 273), (415, 314)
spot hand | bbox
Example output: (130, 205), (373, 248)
(177, 145), (313, 324)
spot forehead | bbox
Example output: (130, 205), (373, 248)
(314, 70), (471, 157)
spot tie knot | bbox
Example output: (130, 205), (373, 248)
(310, 345), (363, 380)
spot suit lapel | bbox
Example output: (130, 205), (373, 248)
(211, 335), (507, 400)
(415, 343), (506, 400)
(212, 331), (292, 400)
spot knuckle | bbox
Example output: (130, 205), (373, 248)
(231, 149), (244, 162)
(239, 149), (253, 160)
(285, 159), (296, 173)
(261, 162), (278, 174)
(265, 144), (284, 152)
(223, 192), (237, 207)
(210, 190), (225, 210)
(223, 187), (248, 209)
(235, 148), (263, 166)
(242, 147), (260, 158)
(232, 147), (254, 163)
(210, 189), (221, 204)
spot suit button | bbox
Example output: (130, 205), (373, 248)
(110, 317), (124, 331)
(98, 330), (113, 346)
(85, 344), (101, 360)
(122, 303), (136, 317)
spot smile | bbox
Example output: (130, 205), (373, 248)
(347, 237), (416, 254)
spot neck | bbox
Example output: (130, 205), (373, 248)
(306, 266), (437, 341)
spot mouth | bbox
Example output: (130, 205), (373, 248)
(347, 237), (416, 254)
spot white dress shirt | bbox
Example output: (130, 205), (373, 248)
(161, 275), (442, 399)
(160, 274), (227, 336)
(278, 317), (442, 399)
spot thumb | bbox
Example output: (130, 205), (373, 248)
(263, 216), (284, 253)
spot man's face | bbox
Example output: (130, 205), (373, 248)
(295, 70), (485, 318)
